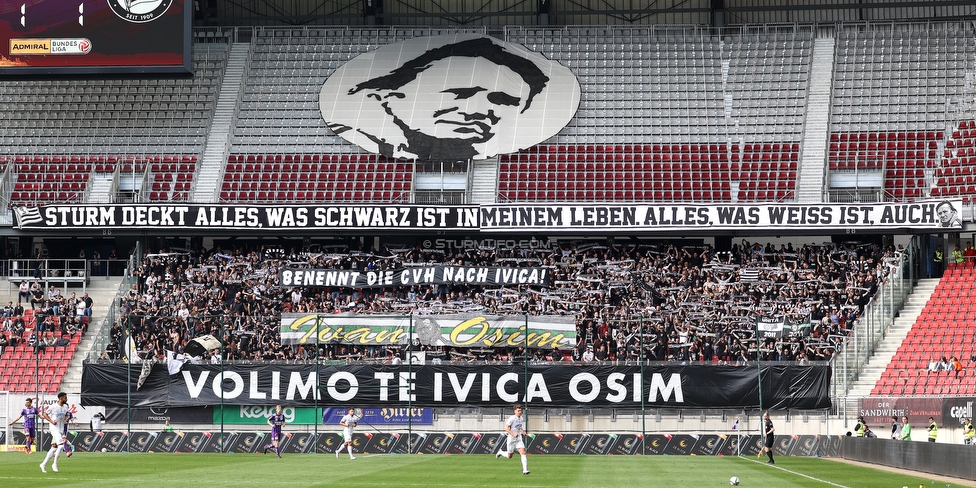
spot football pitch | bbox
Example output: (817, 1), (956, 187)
(0, 452), (969, 488)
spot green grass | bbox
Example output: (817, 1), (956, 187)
(0, 452), (968, 488)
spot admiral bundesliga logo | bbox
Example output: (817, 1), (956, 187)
(108, 0), (174, 23)
(9, 38), (92, 55)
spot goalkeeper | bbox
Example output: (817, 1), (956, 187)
(335, 407), (360, 460)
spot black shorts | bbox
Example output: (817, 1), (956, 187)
(764, 435), (774, 448)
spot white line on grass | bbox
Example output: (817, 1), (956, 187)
(746, 457), (851, 488)
(0, 475), (113, 483)
(0, 475), (534, 488)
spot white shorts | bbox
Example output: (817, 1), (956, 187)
(342, 429), (353, 443)
(505, 435), (525, 453)
(48, 426), (66, 446)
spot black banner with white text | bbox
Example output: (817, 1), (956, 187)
(82, 363), (831, 409)
(279, 265), (551, 288)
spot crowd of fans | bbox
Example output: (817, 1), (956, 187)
(100, 237), (904, 366)
(1, 280), (92, 355)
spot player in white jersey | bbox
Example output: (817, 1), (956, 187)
(39, 392), (71, 473)
(335, 407), (360, 460)
(495, 404), (530, 475)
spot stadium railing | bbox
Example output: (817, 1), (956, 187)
(831, 237), (920, 416)
(5, 258), (91, 293)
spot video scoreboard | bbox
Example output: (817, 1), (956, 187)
(0, 0), (191, 76)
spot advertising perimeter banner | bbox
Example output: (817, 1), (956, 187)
(82, 363), (831, 410)
(212, 405), (433, 425)
(858, 396), (974, 428)
(12, 430), (844, 457)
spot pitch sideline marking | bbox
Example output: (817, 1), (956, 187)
(746, 457), (851, 488)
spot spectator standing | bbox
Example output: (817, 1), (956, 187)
(90, 412), (105, 433)
(854, 416), (866, 437)
(92, 250), (102, 276)
(81, 293), (93, 317)
(927, 417), (938, 442)
(953, 245), (965, 265)
(899, 416), (911, 441)
(963, 418), (974, 445)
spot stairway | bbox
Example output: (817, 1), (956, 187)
(795, 37), (835, 204)
(87, 174), (115, 204)
(58, 278), (125, 395)
(192, 43), (250, 203)
(468, 158), (499, 204)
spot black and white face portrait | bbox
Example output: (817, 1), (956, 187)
(320, 34), (580, 160)
(936, 201), (962, 228)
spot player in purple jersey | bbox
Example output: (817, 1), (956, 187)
(263, 405), (286, 458)
(8, 398), (38, 454)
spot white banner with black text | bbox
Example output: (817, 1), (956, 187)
(13, 200), (963, 232)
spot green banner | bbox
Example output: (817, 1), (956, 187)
(213, 405), (321, 425)
(279, 313), (577, 350)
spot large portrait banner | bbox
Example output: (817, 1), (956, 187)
(320, 34), (581, 161)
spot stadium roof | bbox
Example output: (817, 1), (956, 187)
(198, 0), (976, 28)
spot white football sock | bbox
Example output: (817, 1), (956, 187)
(521, 453), (528, 471)
(42, 446), (56, 465)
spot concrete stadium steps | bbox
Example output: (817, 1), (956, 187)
(58, 277), (124, 395)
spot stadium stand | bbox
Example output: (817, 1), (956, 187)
(828, 27), (976, 202)
(1, 22), (975, 395)
(148, 156), (199, 202)
(100, 239), (898, 366)
(872, 262), (976, 397)
(494, 27), (810, 202)
(0, 45), (225, 206)
(7, 155), (91, 206)
(2, 25), (976, 207)
(0, 306), (85, 393)
(497, 142), (798, 202)
(932, 120), (976, 202)
(220, 154), (413, 202)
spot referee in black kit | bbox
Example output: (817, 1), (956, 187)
(759, 411), (775, 464)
